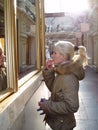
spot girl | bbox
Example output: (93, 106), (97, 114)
(38, 41), (86, 130)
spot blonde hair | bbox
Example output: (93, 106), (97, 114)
(73, 45), (88, 67)
(54, 41), (74, 60)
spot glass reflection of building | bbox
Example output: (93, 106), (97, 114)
(17, 0), (37, 78)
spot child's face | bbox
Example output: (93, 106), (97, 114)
(52, 49), (66, 65)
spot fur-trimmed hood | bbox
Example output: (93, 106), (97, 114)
(54, 60), (85, 80)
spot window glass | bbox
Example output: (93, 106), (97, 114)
(0, 0), (7, 91)
(17, 0), (37, 79)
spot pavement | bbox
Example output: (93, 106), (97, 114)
(74, 66), (98, 130)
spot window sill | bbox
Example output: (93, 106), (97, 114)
(0, 71), (42, 130)
(18, 70), (38, 87)
(0, 88), (14, 102)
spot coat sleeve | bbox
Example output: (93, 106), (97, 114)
(42, 68), (55, 92)
(41, 75), (79, 115)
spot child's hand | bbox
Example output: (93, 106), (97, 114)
(46, 59), (54, 70)
(37, 98), (46, 115)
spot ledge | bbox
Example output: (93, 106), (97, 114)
(0, 72), (42, 130)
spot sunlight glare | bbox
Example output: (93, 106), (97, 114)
(45, 0), (89, 14)
(61, 0), (89, 14)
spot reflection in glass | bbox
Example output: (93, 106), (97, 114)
(17, 0), (36, 79)
(0, 0), (7, 91)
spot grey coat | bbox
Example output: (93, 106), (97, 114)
(42, 60), (85, 130)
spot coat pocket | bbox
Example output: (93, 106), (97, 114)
(44, 115), (64, 130)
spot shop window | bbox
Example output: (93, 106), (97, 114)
(0, 0), (42, 101)
(17, 0), (36, 77)
(17, 0), (42, 86)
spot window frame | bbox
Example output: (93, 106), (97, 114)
(0, 0), (42, 102)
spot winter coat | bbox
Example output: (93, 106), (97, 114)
(42, 60), (85, 130)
